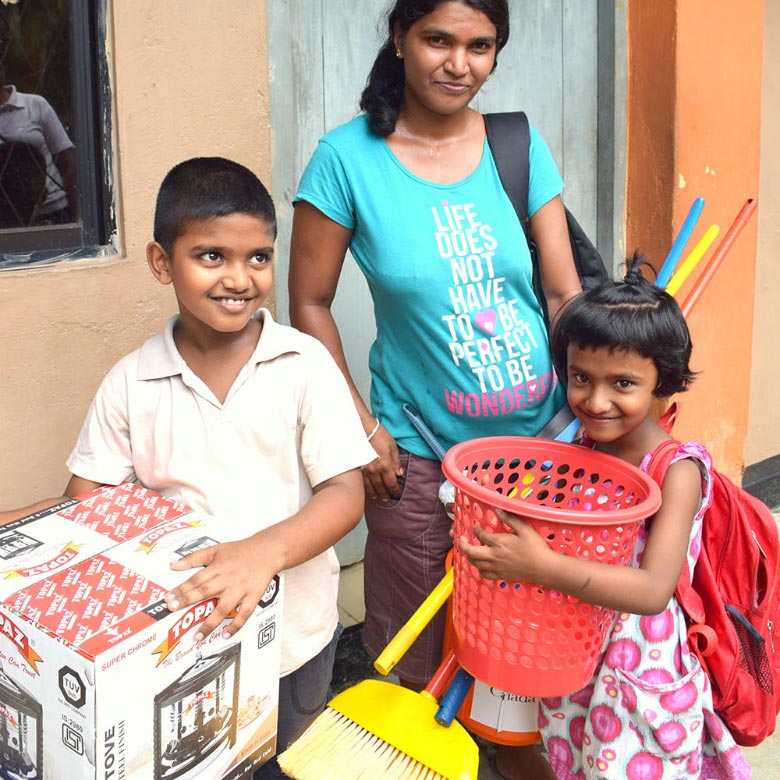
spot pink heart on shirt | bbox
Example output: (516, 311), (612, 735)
(475, 309), (497, 335)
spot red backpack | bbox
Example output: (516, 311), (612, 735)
(647, 439), (780, 746)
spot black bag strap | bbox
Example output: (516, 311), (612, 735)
(484, 111), (545, 312)
(483, 111), (531, 237)
(484, 112), (577, 442)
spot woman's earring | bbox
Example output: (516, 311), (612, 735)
(395, 47), (403, 59)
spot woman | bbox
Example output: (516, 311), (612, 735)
(290, 2), (580, 776)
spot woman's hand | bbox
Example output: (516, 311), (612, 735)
(458, 508), (554, 583)
(362, 423), (404, 502)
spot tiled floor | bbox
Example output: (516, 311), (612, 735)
(336, 513), (780, 778)
(337, 561), (366, 628)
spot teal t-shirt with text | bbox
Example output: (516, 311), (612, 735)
(295, 114), (567, 457)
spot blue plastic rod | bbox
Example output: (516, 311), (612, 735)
(434, 667), (475, 727)
(656, 197), (705, 288)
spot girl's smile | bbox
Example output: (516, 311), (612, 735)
(566, 343), (659, 453)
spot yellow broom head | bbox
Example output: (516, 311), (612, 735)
(277, 679), (479, 779)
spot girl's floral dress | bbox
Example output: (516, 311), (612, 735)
(539, 441), (752, 779)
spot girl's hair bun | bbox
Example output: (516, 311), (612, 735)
(623, 251), (653, 286)
(549, 249), (697, 398)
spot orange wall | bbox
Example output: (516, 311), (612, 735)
(748, 3), (780, 467)
(627, 1), (763, 480)
(626, 4), (676, 264)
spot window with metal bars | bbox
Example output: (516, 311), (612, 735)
(0, 0), (113, 269)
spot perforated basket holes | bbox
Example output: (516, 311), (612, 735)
(460, 457), (642, 513)
(452, 548), (616, 679)
(542, 522), (639, 566)
(453, 492), (639, 567)
(447, 438), (660, 693)
(453, 491), (526, 544)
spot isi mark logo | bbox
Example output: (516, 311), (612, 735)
(256, 575), (281, 650)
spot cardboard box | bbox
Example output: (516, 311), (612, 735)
(0, 484), (282, 780)
(0, 484), (188, 601)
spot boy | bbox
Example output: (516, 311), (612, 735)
(0, 157), (377, 779)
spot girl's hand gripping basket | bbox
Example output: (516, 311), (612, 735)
(442, 437), (662, 697)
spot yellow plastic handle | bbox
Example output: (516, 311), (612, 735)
(666, 224), (720, 297)
(374, 568), (454, 676)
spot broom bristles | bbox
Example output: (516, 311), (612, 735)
(278, 706), (445, 779)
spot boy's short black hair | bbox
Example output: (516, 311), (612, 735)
(550, 253), (697, 398)
(153, 157), (276, 254)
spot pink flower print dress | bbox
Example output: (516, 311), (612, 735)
(538, 441), (752, 779)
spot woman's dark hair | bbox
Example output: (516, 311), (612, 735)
(360, 0), (510, 137)
(153, 157), (276, 255)
(550, 253), (697, 398)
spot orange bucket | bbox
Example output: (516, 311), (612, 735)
(442, 436), (661, 697)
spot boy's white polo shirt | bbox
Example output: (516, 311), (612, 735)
(67, 309), (377, 675)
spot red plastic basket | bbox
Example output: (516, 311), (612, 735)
(442, 436), (662, 697)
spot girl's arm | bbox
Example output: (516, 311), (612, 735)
(0, 498), (65, 525)
(459, 457), (702, 615)
(289, 201), (403, 501)
(0, 475), (107, 525)
(528, 195), (582, 324)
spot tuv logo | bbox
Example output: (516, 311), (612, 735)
(59, 666), (87, 708)
(259, 575), (280, 608)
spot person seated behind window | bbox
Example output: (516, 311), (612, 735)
(0, 140), (47, 227)
(0, 61), (76, 225)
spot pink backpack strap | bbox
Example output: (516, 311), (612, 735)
(645, 440), (708, 627)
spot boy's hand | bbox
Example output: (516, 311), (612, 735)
(458, 508), (553, 583)
(165, 536), (272, 640)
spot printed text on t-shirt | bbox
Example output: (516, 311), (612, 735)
(433, 200), (549, 416)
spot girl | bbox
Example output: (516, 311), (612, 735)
(460, 256), (751, 779)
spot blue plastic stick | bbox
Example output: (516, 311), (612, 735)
(656, 197), (705, 288)
(434, 667), (475, 727)
(402, 403), (447, 460)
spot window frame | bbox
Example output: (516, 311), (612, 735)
(0, 1), (115, 268)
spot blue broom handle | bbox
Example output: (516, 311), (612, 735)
(402, 403), (448, 461)
(434, 668), (475, 726)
